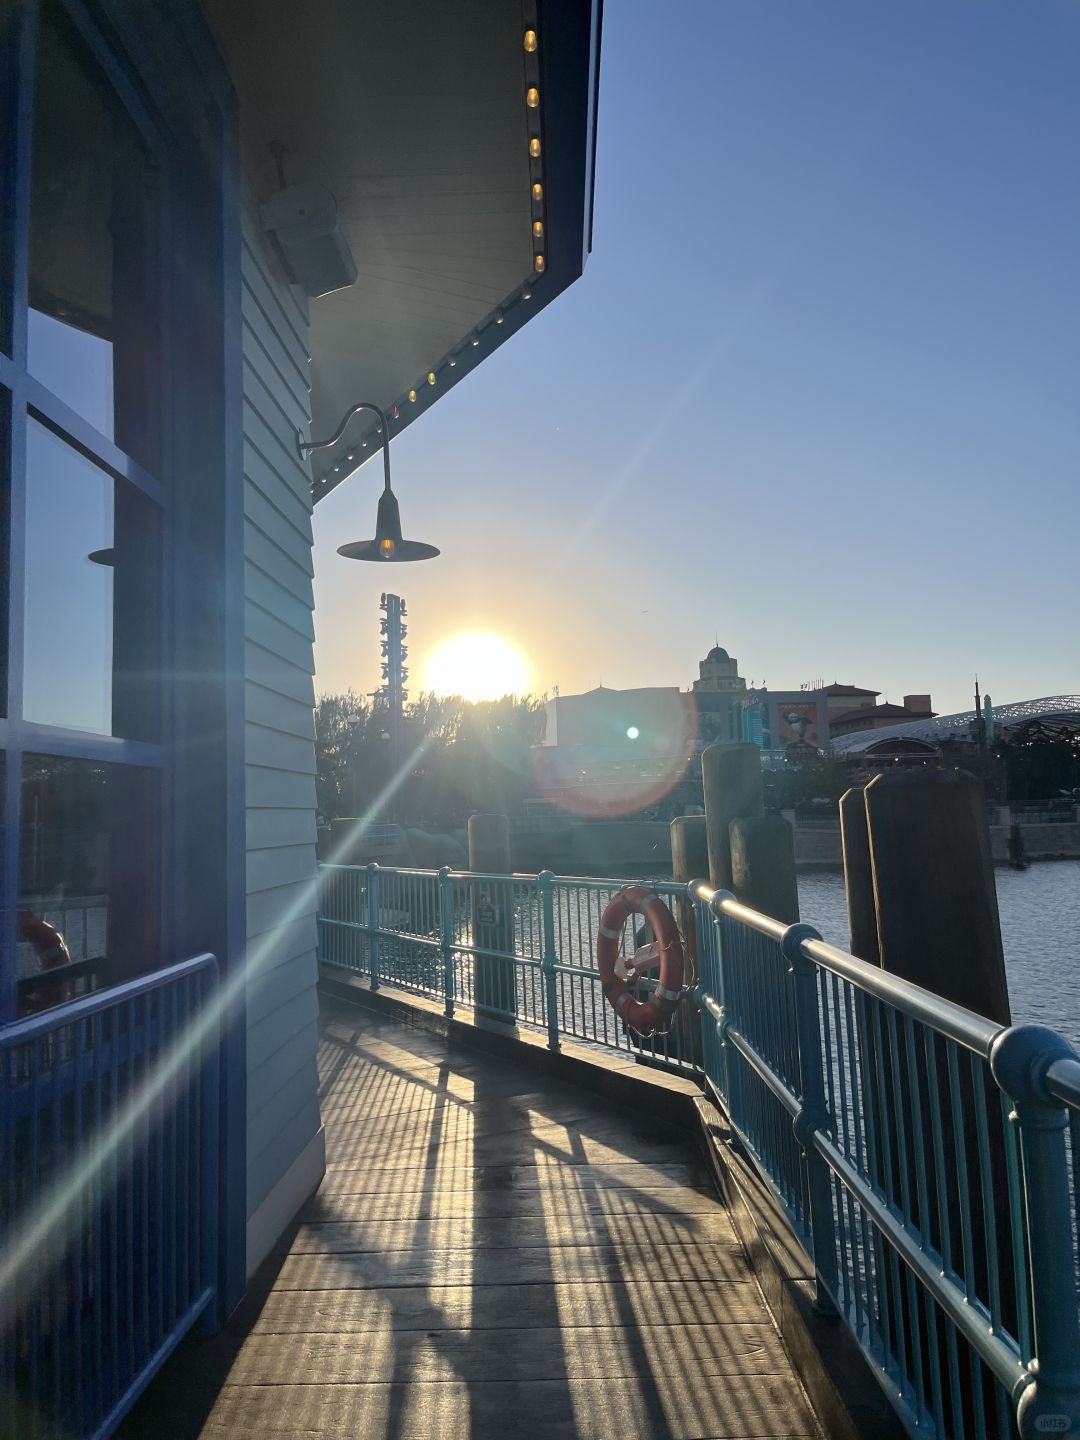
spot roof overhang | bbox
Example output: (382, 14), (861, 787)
(203, 0), (601, 503)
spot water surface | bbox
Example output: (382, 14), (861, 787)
(797, 861), (1080, 1051)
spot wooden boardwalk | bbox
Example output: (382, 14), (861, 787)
(128, 996), (822, 1439)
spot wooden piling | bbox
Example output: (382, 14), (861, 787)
(468, 813), (516, 1020)
(729, 815), (799, 923)
(701, 744), (763, 891)
(864, 769), (1010, 1021)
(839, 786), (880, 966)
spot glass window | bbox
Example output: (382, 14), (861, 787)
(28, 0), (158, 468)
(22, 417), (161, 739)
(0, 0), (16, 354)
(17, 753), (159, 1016)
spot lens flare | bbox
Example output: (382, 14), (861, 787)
(532, 691), (699, 818)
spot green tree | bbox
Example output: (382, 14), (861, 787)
(313, 691), (370, 820)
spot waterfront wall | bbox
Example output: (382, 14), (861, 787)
(793, 821), (1080, 869)
(319, 818), (1080, 876)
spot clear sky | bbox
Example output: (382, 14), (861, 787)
(311, 0), (1080, 717)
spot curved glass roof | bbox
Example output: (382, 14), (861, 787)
(831, 695), (1080, 754)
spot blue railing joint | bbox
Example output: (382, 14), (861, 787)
(780, 921), (823, 973)
(793, 1101), (834, 1150)
(991, 1023), (1078, 1121)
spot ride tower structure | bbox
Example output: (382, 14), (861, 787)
(372, 594), (408, 815)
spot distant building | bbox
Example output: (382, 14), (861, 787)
(740, 689), (832, 759)
(820, 682), (879, 726)
(536, 685), (697, 816)
(739, 681), (935, 754)
(830, 694), (935, 738)
(691, 646), (747, 743)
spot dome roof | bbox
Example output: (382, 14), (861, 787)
(706, 646), (730, 662)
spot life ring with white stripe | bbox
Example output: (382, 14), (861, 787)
(17, 909), (72, 1014)
(596, 885), (684, 1035)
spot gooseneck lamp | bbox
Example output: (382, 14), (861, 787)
(296, 402), (440, 563)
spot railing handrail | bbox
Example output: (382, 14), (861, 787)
(0, 951), (218, 1046)
(692, 878), (1003, 1057)
(1045, 1054), (1080, 1114)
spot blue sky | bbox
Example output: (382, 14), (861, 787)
(312, 0), (1080, 716)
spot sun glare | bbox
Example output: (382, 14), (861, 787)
(423, 632), (532, 702)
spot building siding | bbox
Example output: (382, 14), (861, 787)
(240, 201), (324, 1273)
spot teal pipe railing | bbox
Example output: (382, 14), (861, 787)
(316, 862), (1080, 1440)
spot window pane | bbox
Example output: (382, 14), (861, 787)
(28, 0), (158, 468)
(23, 418), (161, 739)
(17, 754), (159, 1016)
(0, 0), (17, 354)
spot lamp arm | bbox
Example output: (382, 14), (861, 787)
(296, 401), (392, 489)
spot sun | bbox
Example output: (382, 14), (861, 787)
(423, 632), (532, 702)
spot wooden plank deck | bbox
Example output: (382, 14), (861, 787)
(126, 996), (822, 1439)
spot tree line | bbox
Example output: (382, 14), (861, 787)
(314, 691), (547, 827)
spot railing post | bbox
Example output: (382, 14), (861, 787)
(782, 921), (839, 1316)
(439, 866), (455, 1019)
(538, 870), (559, 1052)
(990, 1025), (1080, 1439)
(704, 888), (739, 1115)
(198, 967), (220, 1334)
(367, 863), (380, 991)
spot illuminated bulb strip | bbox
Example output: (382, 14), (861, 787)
(522, 8), (545, 285)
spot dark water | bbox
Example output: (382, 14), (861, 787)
(797, 861), (1080, 1052)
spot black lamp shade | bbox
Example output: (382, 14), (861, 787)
(337, 485), (439, 563)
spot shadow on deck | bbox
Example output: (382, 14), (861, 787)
(123, 995), (822, 1439)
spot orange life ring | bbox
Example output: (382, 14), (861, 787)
(17, 909), (73, 1014)
(597, 885), (684, 1035)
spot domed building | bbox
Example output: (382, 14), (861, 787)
(692, 644), (747, 742)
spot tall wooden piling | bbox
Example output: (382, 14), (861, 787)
(839, 785), (880, 965)
(670, 815), (709, 887)
(863, 767), (1015, 1409)
(864, 769), (1010, 1021)
(701, 743), (763, 891)
(729, 815), (799, 923)
(468, 813), (516, 1020)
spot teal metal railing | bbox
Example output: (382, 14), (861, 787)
(317, 863), (1080, 1440)
(318, 864), (702, 1073)
(1, 953), (219, 1438)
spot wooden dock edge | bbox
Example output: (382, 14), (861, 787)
(318, 964), (906, 1440)
(694, 1094), (908, 1440)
